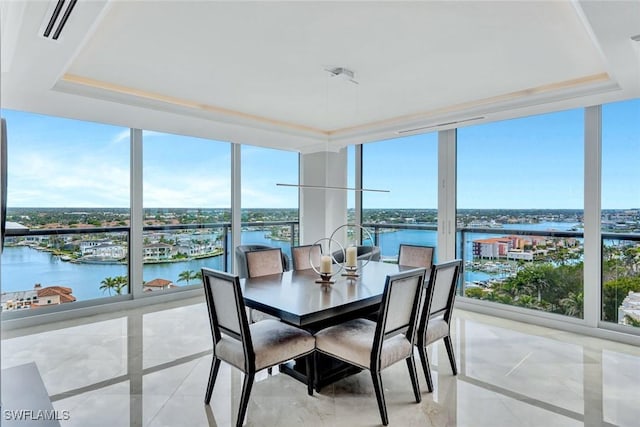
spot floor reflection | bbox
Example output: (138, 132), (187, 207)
(2, 296), (639, 426)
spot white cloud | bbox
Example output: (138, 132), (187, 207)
(110, 129), (130, 145)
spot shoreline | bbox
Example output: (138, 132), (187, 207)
(74, 249), (225, 265)
(8, 244), (225, 266)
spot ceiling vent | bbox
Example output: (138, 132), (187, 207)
(397, 116), (485, 134)
(42, 0), (77, 40)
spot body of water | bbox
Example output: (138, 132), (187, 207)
(1, 224), (578, 301)
(375, 221), (580, 258)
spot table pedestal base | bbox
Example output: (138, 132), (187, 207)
(280, 353), (362, 392)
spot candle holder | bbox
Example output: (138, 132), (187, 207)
(309, 237), (344, 285)
(316, 272), (334, 285)
(342, 265), (359, 279)
(329, 224), (375, 277)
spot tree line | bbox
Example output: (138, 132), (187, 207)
(465, 243), (640, 324)
(100, 269), (203, 295)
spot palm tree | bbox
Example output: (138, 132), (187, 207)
(559, 292), (584, 318)
(114, 275), (128, 295)
(100, 276), (118, 296)
(178, 270), (198, 285)
(194, 270), (203, 284)
(624, 315), (640, 327)
(515, 294), (539, 310)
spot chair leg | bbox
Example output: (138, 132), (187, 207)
(314, 351), (321, 393)
(204, 357), (221, 404)
(443, 335), (458, 375)
(236, 372), (255, 427)
(418, 345), (433, 393)
(370, 370), (389, 426)
(406, 356), (421, 403)
(306, 353), (314, 396)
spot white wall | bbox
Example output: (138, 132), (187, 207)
(299, 149), (348, 245)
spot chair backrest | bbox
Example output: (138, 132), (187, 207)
(423, 259), (462, 324)
(291, 244), (322, 271)
(398, 244), (435, 269)
(234, 244), (290, 278)
(371, 268), (426, 367)
(246, 248), (285, 278)
(332, 245), (381, 263)
(201, 268), (252, 360)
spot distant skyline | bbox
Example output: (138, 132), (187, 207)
(2, 99), (638, 210)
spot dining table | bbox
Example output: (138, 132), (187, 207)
(240, 260), (415, 390)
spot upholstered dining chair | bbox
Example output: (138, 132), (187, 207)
(201, 268), (315, 427)
(234, 244), (290, 279)
(315, 268), (426, 426)
(397, 244), (436, 324)
(416, 259), (462, 392)
(331, 245), (381, 263)
(244, 248), (285, 325)
(245, 247), (285, 278)
(398, 244), (435, 269)
(291, 244), (322, 271)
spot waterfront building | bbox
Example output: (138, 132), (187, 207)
(619, 292), (640, 325)
(79, 238), (115, 256)
(80, 242), (126, 260)
(1, 284), (76, 310)
(506, 249), (535, 262)
(32, 285), (77, 307)
(472, 234), (578, 261)
(22, 236), (49, 246)
(1, 289), (38, 310)
(472, 237), (513, 259)
(143, 242), (173, 261)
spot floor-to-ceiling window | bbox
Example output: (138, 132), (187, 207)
(601, 98), (640, 328)
(1, 109), (129, 307)
(362, 133), (438, 261)
(240, 145), (299, 259)
(142, 131), (230, 292)
(457, 109), (585, 319)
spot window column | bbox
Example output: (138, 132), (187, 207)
(584, 105), (602, 328)
(130, 129), (144, 298)
(231, 143), (241, 273)
(438, 129), (457, 261)
(299, 149), (348, 245)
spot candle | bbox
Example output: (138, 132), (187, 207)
(320, 255), (332, 274)
(346, 246), (357, 267)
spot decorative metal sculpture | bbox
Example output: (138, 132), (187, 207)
(329, 224), (375, 279)
(309, 237), (344, 285)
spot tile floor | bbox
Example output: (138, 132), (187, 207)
(2, 296), (639, 426)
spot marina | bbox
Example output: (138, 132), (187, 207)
(1, 222), (579, 302)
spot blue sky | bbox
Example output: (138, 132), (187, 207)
(2, 99), (638, 209)
(362, 100), (638, 209)
(1, 109), (297, 208)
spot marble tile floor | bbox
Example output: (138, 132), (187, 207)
(2, 296), (639, 427)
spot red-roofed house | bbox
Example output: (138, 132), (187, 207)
(143, 278), (177, 292)
(32, 285), (77, 307)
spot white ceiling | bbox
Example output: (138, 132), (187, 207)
(1, 1), (639, 152)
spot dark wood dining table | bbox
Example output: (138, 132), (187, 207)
(241, 260), (413, 389)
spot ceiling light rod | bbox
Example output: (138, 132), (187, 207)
(276, 183), (389, 193)
(326, 67), (359, 84)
